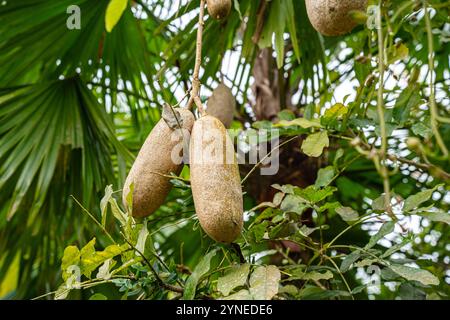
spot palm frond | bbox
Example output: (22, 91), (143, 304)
(0, 77), (132, 297)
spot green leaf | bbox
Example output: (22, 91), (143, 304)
(89, 293), (108, 300)
(109, 197), (128, 227)
(275, 118), (322, 129)
(272, 192), (285, 206)
(217, 264), (250, 296)
(354, 259), (377, 268)
(415, 211), (450, 225)
(96, 259), (115, 280)
(277, 110), (296, 121)
(372, 195), (387, 212)
(426, 292), (442, 300)
(251, 202), (277, 212)
(365, 221), (396, 249)
(289, 270), (333, 281)
(258, 0), (285, 68)
(135, 222), (149, 256)
(105, 0), (128, 33)
(393, 85), (420, 125)
(221, 289), (253, 300)
(298, 225), (323, 237)
(79, 239), (128, 279)
(183, 249), (218, 300)
(314, 166), (335, 188)
(333, 149), (344, 167)
(340, 250), (361, 272)
(301, 131), (329, 157)
(351, 285), (367, 294)
(321, 103), (348, 126)
(412, 122), (432, 139)
(381, 267), (401, 281)
(296, 186), (336, 204)
(387, 43), (409, 65)
(83, 244), (128, 278)
(252, 120), (273, 130)
(61, 246), (81, 281)
(80, 238), (97, 276)
(348, 10), (368, 24)
(399, 282), (426, 300)
(100, 185), (114, 227)
(380, 238), (411, 258)
(280, 194), (308, 215)
(249, 221), (269, 243)
(233, 0), (243, 20)
(271, 184), (299, 194)
(254, 208), (278, 224)
(249, 265), (281, 300)
(269, 1), (286, 69)
(279, 284), (299, 296)
(403, 186), (440, 212)
(269, 221), (298, 239)
(299, 287), (350, 300)
(390, 264), (439, 286)
(318, 201), (341, 214)
(335, 207), (359, 223)
(285, 0), (300, 63)
(125, 182), (134, 213)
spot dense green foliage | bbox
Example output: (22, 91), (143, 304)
(0, 0), (449, 300)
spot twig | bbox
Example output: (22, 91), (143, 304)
(70, 195), (116, 244)
(387, 154), (450, 181)
(325, 256), (355, 300)
(176, 264), (192, 275)
(149, 171), (190, 183)
(241, 136), (300, 184)
(251, 0), (267, 44)
(423, 1), (449, 157)
(173, 91), (190, 108)
(355, 137), (450, 181)
(187, 0), (206, 115)
(32, 276), (133, 300)
(121, 234), (184, 294)
(231, 243), (246, 264)
(375, 5), (394, 219)
(325, 214), (375, 250)
(437, 116), (450, 124)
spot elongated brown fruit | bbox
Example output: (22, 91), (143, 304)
(305, 0), (367, 36)
(206, 83), (236, 128)
(123, 109), (195, 217)
(190, 115), (243, 243)
(206, 0), (232, 20)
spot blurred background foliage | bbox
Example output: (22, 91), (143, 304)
(0, 0), (448, 299)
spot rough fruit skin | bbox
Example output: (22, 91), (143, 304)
(190, 115), (243, 243)
(206, 83), (236, 128)
(206, 0), (232, 20)
(123, 109), (195, 218)
(305, 0), (368, 36)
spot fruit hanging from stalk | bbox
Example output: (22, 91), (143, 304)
(305, 0), (368, 36)
(206, 83), (236, 128)
(189, 115), (243, 243)
(122, 108), (195, 218)
(206, 0), (232, 20)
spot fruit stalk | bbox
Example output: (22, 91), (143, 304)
(375, 3), (394, 218)
(187, 0), (206, 115)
